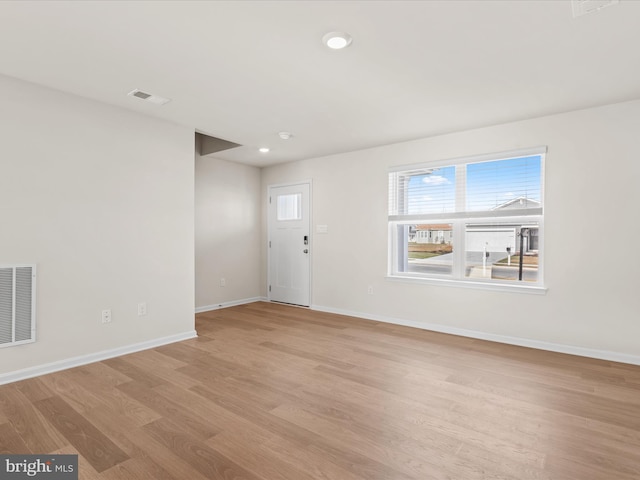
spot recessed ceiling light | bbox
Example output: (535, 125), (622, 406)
(322, 31), (352, 50)
(259, 147), (270, 153)
(278, 132), (293, 140)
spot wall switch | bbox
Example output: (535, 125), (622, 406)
(367, 286), (374, 295)
(220, 278), (226, 287)
(137, 302), (147, 316)
(101, 309), (112, 324)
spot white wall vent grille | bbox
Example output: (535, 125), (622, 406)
(0, 265), (36, 348)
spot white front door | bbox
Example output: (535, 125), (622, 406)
(268, 183), (310, 306)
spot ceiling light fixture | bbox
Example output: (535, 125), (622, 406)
(322, 31), (352, 50)
(259, 147), (270, 153)
(278, 131), (292, 140)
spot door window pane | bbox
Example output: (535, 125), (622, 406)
(277, 193), (302, 220)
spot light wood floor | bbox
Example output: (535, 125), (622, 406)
(1, 302), (639, 479)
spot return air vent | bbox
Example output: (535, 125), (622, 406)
(131, 90), (151, 100)
(572, 0), (619, 17)
(0, 265), (36, 348)
(127, 89), (171, 105)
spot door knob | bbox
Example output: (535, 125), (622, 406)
(303, 249), (309, 253)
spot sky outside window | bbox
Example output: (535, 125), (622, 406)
(407, 166), (456, 214)
(406, 156), (541, 214)
(466, 155), (541, 211)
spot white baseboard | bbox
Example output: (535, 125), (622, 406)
(195, 296), (266, 314)
(311, 304), (640, 367)
(0, 330), (198, 386)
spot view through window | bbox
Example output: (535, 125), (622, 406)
(388, 148), (544, 287)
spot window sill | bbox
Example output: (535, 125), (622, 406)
(385, 275), (547, 295)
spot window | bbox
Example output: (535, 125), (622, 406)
(277, 193), (302, 221)
(388, 147), (545, 290)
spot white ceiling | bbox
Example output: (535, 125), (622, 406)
(1, 0), (639, 167)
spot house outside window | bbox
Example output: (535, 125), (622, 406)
(388, 147), (545, 291)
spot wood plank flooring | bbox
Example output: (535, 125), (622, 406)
(1, 301), (640, 479)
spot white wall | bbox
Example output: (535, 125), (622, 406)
(195, 154), (262, 310)
(262, 100), (640, 360)
(0, 75), (195, 378)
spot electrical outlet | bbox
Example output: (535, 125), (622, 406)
(137, 302), (147, 316)
(367, 286), (374, 295)
(101, 309), (112, 324)
(220, 278), (226, 287)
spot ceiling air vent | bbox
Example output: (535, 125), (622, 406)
(127, 89), (171, 105)
(572, 0), (619, 18)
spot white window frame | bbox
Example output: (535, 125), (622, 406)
(387, 147), (547, 294)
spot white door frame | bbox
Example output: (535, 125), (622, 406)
(267, 180), (312, 306)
